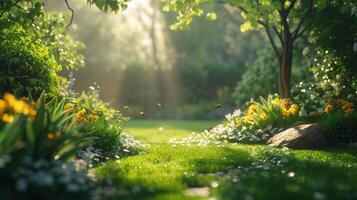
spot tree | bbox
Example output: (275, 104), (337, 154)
(161, 0), (325, 98)
(0, 0), (129, 29)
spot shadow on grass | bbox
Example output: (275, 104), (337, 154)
(214, 148), (357, 200)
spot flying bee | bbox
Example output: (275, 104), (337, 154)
(139, 111), (145, 116)
(157, 103), (162, 109)
(214, 103), (221, 109)
(123, 105), (129, 111)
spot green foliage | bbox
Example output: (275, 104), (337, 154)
(235, 95), (301, 131)
(78, 119), (143, 161)
(73, 88), (123, 122)
(162, 0), (317, 32)
(78, 118), (124, 160)
(310, 50), (357, 102)
(0, 2), (85, 97)
(234, 44), (310, 108)
(0, 93), (91, 162)
(319, 111), (357, 144)
(311, 1), (357, 73)
(34, 13), (85, 70)
(87, 0), (130, 12)
(0, 25), (62, 97)
(234, 48), (278, 107)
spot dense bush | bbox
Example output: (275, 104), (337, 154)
(319, 110), (357, 144)
(0, 5), (84, 98)
(0, 25), (62, 97)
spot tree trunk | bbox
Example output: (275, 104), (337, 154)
(278, 25), (294, 98)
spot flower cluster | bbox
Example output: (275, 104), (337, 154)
(0, 93), (37, 123)
(272, 98), (300, 118)
(64, 103), (100, 124)
(171, 95), (302, 145)
(235, 96), (300, 130)
(324, 99), (354, 116)
(64, 87), (124, 124)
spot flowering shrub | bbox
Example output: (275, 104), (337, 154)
(323, 99), (353, 116)
(234, 95), (301, 130)
(318, 98), (356, 144)
(60, 86), (144, 162)
(0, 93), (97, 198)
(65, 87), (123, 125)
(172, 95), (299, 145)
(0, 25), (62, 97)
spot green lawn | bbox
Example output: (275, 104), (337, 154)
(94, 120), (357, 200)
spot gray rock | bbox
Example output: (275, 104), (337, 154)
(267, 124), (328, 149)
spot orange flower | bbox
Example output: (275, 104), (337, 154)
(47, 133), (55, 139)
(2, 113), (14, 123)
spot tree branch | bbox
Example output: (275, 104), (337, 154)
(264, 25), (281, 58)
(292, 0), (313, 40)
(64, 0), (74, 28)
(272, 25), (283, 45)
(294, 16), (316, 40)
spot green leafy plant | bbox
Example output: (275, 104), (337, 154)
(319, 111), (357, 144)
(0, 93), (92, 162)
(235, 95), (301, 130)
(0, 25), (62, 97)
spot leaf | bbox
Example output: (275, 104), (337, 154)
(240, 21), (253, 32)
(206, 12), (217, 21)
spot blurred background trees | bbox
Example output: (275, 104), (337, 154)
(40, 0), (355, 119)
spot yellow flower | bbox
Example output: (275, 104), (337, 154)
(288, 104), (299, 115)
(324, 104), (334, 113)
(77, 108), (86, 116)
(282, 108), (290, 118)
(28, 109), (37, 118)
(0, 99), (6, 114)
(246, 103), (258, 115)
(281, 98), (291, 109)
(3, 93), (16, 105)
(235, 118), (244, 126)
(273, 98), (280, 106)
(64, 103), (74, 111)
(259, 112), (268, 121)
(12, 100), (26, 114)
(87, 114), (99, 121)
(76, 115), (85, 124)
(2, 113), (14, 123)
(76, 108), (86, 124)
